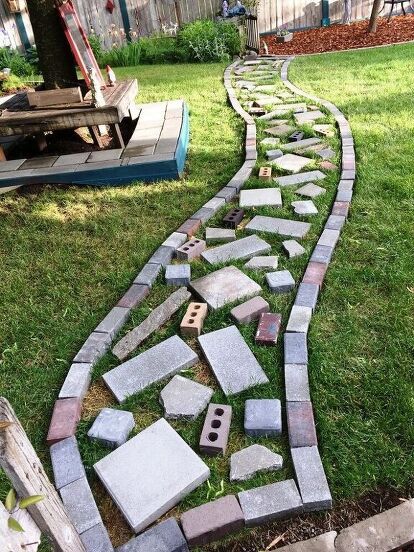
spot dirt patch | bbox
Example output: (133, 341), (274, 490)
(83, 381), (114, 419)
(265, 14), (414, 56)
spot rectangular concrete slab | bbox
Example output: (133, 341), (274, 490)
(291, 446), (332, 511)
(198, 325), (269, 396)
(201, 235), (271, 265)
(104, 335), (198, 402)
(274, 171), (326, 187)
(205, 227), (236, 244)
(276, 531), (337, 552)
(190, 266), (261, 310)
(245, 216), (311, 239)
(94, 418), (210, 533)
(238, 479), (303, 526)
(239, 188), (282, 208)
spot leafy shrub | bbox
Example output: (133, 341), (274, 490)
(177, 20), (241, 62)
(89, 34), (104, 64)
(1, 74), (26, 93)
(139, 37), (184, 64)
(0, 47), (34, 77)
(101, 41), (142, 67)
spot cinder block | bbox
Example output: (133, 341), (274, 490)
(223, 208), (244, 229)
(176, 218), (201, 237)
(46, 398), (81, 445)
(180, 495), (244, 546)
(180, 302), (208, 337)
(230, 296), (269, 324)
(287, 401), (318, 448)
(199, 403), (232, 455)
(255, 313), (282, 346)
(176, 238), (206, 261)
(117, 284), (150, 309)
(289, 131), (304, 142)
(259, 166), (272, 180)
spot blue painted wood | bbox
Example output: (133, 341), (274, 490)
(175, 103), (190, 177)
(15, 13), (31, 51)
(118, 0), (132, 42)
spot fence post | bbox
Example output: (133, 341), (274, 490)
(0, 397), (86, 552)
(321, 0), (331, 26)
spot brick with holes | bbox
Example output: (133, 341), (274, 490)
(199, 403), (232, 456)
(180, 302), (208, 337)
(259, 166), (272, 181)
(223, 208), (244, 229)
(176, 238), (206, 261)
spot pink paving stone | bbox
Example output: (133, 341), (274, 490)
(176, 238), (206, 261)
(287, 401), (318, 448)
(180, 495), (244, 546)
(46, 398), (81, 445)
(116, 284), (150, 309)
(230, 296), (269, 324)
(332, 201), (350, 217)
(255, 313), (282, 346)
(176, 218), (202, 237)
(302, 262), (328, 288)
(320, 161), (337, 171)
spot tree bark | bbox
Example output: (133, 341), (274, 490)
(368, 0), (383, 33)
(25, 0), (78, 89)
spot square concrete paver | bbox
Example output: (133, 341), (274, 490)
(239, 188), (282, 208)
(94, 418), (210, 533)
(160, 375), (213, 420)
(266, 270), (295, 293)
(87, 408), (135, 448)
(189, 266), (261, 310)
(244, 399), (281, 436)
(272, 154), (312, 174)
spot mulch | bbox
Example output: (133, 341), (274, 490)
(264, 14), (414, 56)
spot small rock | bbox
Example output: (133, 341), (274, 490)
(160, 375), (213, 421)
(230, 444), (283, 481)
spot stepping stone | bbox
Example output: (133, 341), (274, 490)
(244, 399), (281, 436)
(165, 264), (191, 286)
(295, 110), (325, 124)
(265, 149), (283, 160)
(272, 154), (312, 173)
(267, 103), (307, 113)
(287, 305), (312, 334)
(299, 143), (326, 154)
(230, 296), (269, 324)
(287, 401), (317, 448)
(104, 335), (198, 403)
(255, 84), (277, 92)
(253, 97), (282, 106)
(284, 332), (308, 364)
(198, 325), (269, 396)
(276, 531), (337, 552)
(112, 287), (191, 360)
(274, 171), (326, 187)
(265, 124), (296, 137)
(50, 436), (85, 490)
(189, 266), (261, 310)
(282, 138), (321, 152)
(239, 188), (282, 208)
(160, 375), (213, 421)
(260, 137), (280, 145)
(230, 444), (283, 482)
(266, 270), (295, 293)
(285, 364), (311, 402)
(201, 235), (271, 265)
(283, 239), (306, 258)
(235, 80), (255, 90)
(295, 182), (326, 198)
(59, 477), (102, 535)
(94, 418), (210, 533)
(180, 495), (244, 547)
(205, 227), (236, 244)
(320, 161), (337, 173)
(246, 216), (311, 238)
(264, 118), (289, 126)
(80, 523), (114, 552)
(244, 255), (278, 270)
(317, 147), (335, 160)
(117, 518), (188, 551)
(238, 480), (303, 527)
(313, 124), (336, 137)
(87, 408), (135, 448)
(180, 302), (208, 337)
(291, 446), (332, 512)
(291, 200), (318, 216)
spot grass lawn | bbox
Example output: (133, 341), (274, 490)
(0, 44), (413, 551)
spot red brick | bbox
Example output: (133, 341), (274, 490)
(180, 495), (244, 546)
(255, 313), (282, 346)
(199, 403), (232, 455)
(176, 218), (201, 237)
(47, 398), (81, 445)
(303, 262), (328, 288)
(116, 284), (149, 309)
(287, 401), (318, 448)
(332, 201), (350, 217)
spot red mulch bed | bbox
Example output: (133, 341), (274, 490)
(265, 14), (414, 55)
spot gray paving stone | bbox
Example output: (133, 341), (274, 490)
(192, 207), (215, 223)
(94, 418), (210, 533)
(265, 124), (296, 137)
(50, 436), (85, 490)
(272, 153), (312, 173)
(148, 245), (175, 267)
(88, 408), (135, 448)
(106, 335), (198, 402)
(133, 263), (162, 287)
(205, 227), (236, 244)
(201, 235), (271, 265)
(81, 523), (114, 552)
(239, 188), (282, 208)
(244, 399), (282, 437)
(230, 444), (283, 481)
(325, 214), (346, 231)
(295, 283), (319, 311)
(0, 158), (25, 171)
(275, 171), (326, 187)
(246, 216), (311, 238)
(287, 402), (317, 448)
(310, 244), (333, 264)
(113, 287), (191, 360)
(58, 362), (92, 400)
(284, 332), (308, 364)
(160, 375), (213, 420)
(283, 240), (305, 258)
(244, 255), (278, 270)
(230, 296), (269, 324)
(336, 188), (353, 202)
(265, 149), (283, 160)
(87, 149), (123, 163)
(318, 229), (340, 248)
(294, 110), (325, 124)
(215, 186), (237, 202)
(335, 498), (414, 552)
(198, 325), (269, 396)
(59, 477), (101, 534)
(73, 332), (112, 364)
(314, 124), (336, 137)
(291, 200), (318, 216)
(266, 270), (295, 293)
(116, 518), (188, 552)
(189, 266), (261, 310)
(261, 137), (280, 145)
(282, 138), (321, 152)
(291, 446), (332, 511)
(165, 264), (191, 286)
(203, 197), (225, 212)
(162, 232), (188, 249)
(337, 179), (354, 191)
(276, 531), (337, 552)
(95, 307), (130, 339)
(285, 364), (311, 402)
(238, 479), (303, 526)
(317, 147), (335, 160)
(287, 305), (312, 333)
(54, 153), (90, 166)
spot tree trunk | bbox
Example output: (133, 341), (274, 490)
(368, 0), (383, 33)
(25, 0), (78, 89)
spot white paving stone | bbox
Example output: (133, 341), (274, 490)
(245, 216), (311, 238)
(205, 227), (236, 244)
(244, 255), (278, 270)
(272, 154), (312, 173)
(291, 200), (318, 216)
(265, 124), (296, 137)
(274, 171), (326, 187)
(239, 188), (282, 208)
(295, 110), (325, 124)
(282, 240), (306, 258)
(230, 444), (283, 481)
(287, 305), (313, 333)
(160, 375), (213, 420)
(295, 182), (326, 198)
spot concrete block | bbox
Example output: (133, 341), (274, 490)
(58, 362), (92, 400)
(291, 446), (332, 511)
(87, 408), (135, 448)
(266, 270), (295, 293)
(287, 305), (312, 334)
(325, 214), (346, 231)
(191, 207), (215, 223)
(148, 245), (175, 267)
(133, 263), (161, 287)
(117, 284), (150, 309)
(287, 402), (317, 448)
(276, 531), (337, 552)
(255, 313), (282, 346)
(165, 264), (191, 286)
(215, 186), (237, 202)
(162, 232), (188, 249)
(274, 171), (326, 187)
(176, 238), (206, 261)
(46, 398), (81, 445)
(284, 333), (308, 365)
(285, 364), (311, 402)
(202, 235), (271, 265)
(59, 477), (101, 534)
(310, 245), (333, 265)
(50, 436), (85, 490)
(246, 216), (311, 238)
(73, 332), (112, 364)
(116, 518), (188, 552)
(230, 296), (269, 324)
(259, 166), (272, 180)
(160, 375), (213, 420)
(303, 262), (328, 288)
(205, 227), (236, 244)
(180, 302), (208, 336)
(332, 201), (350, 217)
(244, 399), (281, 437)
(318, 229), (340, 248)
(202, 197), (225, 212)
(81, 523), (114, 552)
(283, 240), (306, 258)
(230, 444), (283, 481)
(199, 403), (232, 455)
(95, 307), (130, 339)
(240, 188), (282, 208)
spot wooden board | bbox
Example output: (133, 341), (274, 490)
(27, 87), (83, 108)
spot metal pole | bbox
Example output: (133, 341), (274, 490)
(321, 0), (330, 26)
